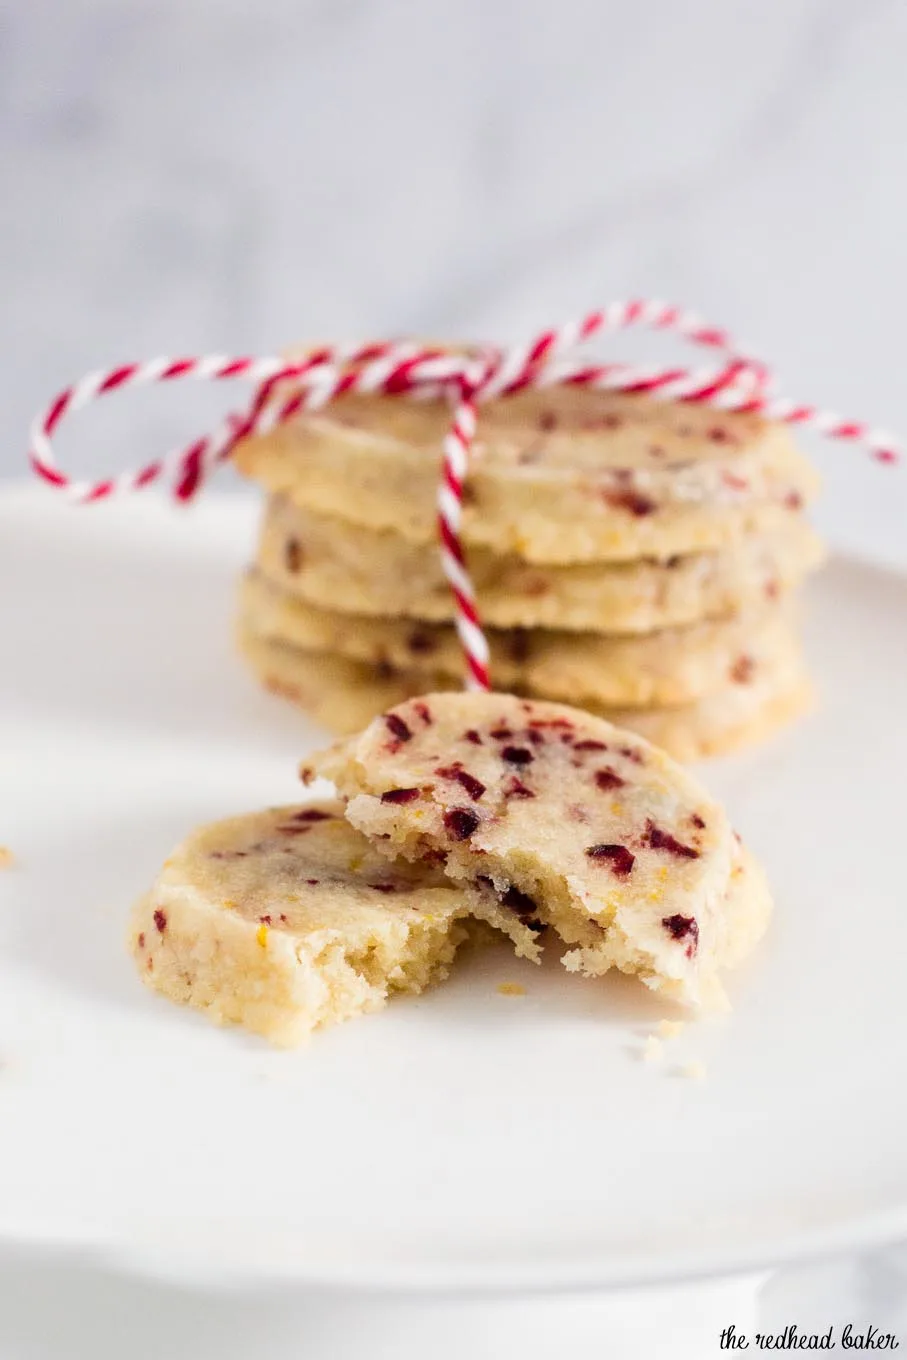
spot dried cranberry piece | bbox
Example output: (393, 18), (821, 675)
(619, 746), (643, 764)
(643, 819), (700, 860)
(690, 813), (706, 830)
(538, 410), (558, 432)
(722, 471), (749, 491)
(381, 787), (421, 804)
(436, 765), (486, 800)
(490, 725), (513, 740)
(662, 914), (699, 957)
(463, 729), (482, 744)
(529, 717), (574, 730)
(574, 739), (608, 752)
(502, 745), (533, 765)
(384, 713), (412, 743)
(730, 654), (755, 684)
(594, 768), (625, 791)
(137, 933), (145, 949)
(586, 844), (635, 877)
(443, 807), (480, 841)
(582, 412), (623, 431)
(407, 630), (436, 655)
(501, 885), (545, 934)
(259, 915), (272, 925)
(456, 771), (486, 800)
(153, 909), (168, 933)
(284, 537), (304, 573)
(413, 701), (433, 726)
(370, 883), (398, 894)
(503, 777), (535, 799)
(305, 878), (319, 885)
(708, 426), (737, 445)
(291, 808), (332, 823)
(605, 488), (657, 517)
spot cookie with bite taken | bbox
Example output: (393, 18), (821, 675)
(305, 694), (772, 1009)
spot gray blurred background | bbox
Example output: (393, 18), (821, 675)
(3, 0), (907, 1340)
(4, 0), (907, 561)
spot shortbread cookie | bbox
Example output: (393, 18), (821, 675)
(234, 382), (819, 564)
(240, 568), (796, 708)
(605, 656), (812, 763)
(237, 624), (813, 760)
(129, 800), (537, 1046)
(306, 694), (772, 1007)
(256, 494), (824, 634)
(561, 835), (771, 999)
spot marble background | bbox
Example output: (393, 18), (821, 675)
(3, 0), (907, 1341)
(5, 0), (907, 559)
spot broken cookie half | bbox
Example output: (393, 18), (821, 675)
(306, 693), (772, 1009)
(129, 800), (535, 1046)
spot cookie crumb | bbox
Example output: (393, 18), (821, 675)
(680, 1060), (707, 1081)
(497, 981), (526, 997)
(642, 1035), (663, 1064)
(0, 847), (14, 868)
(656, 1019), (685, 1040)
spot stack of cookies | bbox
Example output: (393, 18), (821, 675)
(233, 377), (824, 760)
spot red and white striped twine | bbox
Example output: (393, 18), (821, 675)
(28, 301), (900, 692)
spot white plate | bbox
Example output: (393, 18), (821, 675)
(1, 485), (906, 1296)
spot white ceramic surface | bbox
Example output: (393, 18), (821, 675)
(0, 1243), (767, 1360)
(1, 486), (905, 1297)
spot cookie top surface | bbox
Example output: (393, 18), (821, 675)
(276, 381), (793, 477)
(239, 372), (819, 563)
(308, 694), (738, 962)
(149, 799), (468, 943)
